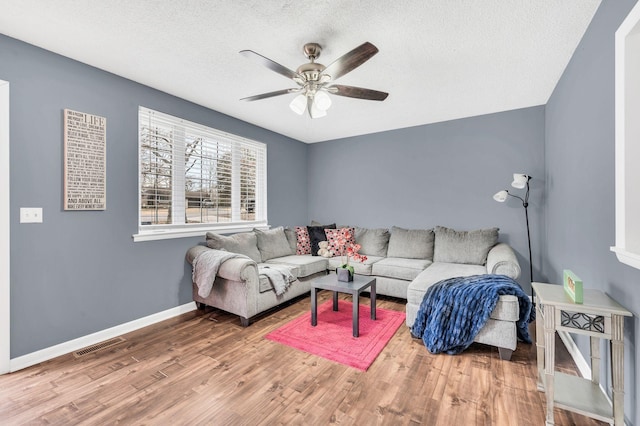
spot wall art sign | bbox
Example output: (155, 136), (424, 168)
(63, 109), (106, 210)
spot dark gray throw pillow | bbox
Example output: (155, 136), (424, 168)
(307, 224), (336, 256)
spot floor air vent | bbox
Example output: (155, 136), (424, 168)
(73, 337), (126, 358)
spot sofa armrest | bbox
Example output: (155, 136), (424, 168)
(186, 246), (258, 282)
(486, 243), (521, 279)
(186, 245), (209, 264)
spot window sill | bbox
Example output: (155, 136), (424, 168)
(133, 224), (269, 242)
(610, 246), (640, 270)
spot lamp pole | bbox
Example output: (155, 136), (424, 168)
(522, 181), (533, 293)
(494, 175), (534, 301)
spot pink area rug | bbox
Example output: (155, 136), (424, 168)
(265, 299), (405, 371)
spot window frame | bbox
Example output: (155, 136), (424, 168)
(611, 3), (640, 269)
(133, 107), (268, 242)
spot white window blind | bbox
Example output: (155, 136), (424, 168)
(136, 107), (267, 241)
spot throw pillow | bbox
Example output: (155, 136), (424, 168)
(433, 226), (499, 265)
(205, 231), (262, 263)
(387, 226), (435, 259)
(324, 227), (355, 257)
(354, 227), (390, 257)
(295, 226), (311, 255)
(254, 227), (293, 262)
(284, 227), (298, 255)
(307, 224), (336, 256)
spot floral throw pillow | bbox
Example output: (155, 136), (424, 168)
(295, 226), (311, 255)
(325, 227), (355, 257)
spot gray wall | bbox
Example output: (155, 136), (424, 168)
(545, 1), (639, 423)
(307, 106), (546, 293)
(1, 34), (308, 357)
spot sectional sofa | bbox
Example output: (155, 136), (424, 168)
(186, 224), (524, 360)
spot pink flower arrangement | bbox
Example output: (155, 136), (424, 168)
(335, 229), (367, 270)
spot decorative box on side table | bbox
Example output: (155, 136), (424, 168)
(532, 282), (632, 425)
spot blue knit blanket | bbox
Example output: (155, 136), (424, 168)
(410, 274), (534, 355)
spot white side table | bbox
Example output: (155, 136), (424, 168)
(532, 282), (632, 425)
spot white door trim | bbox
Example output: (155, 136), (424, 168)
(0, 80), (10, 374)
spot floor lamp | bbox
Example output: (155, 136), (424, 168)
(493, 174), (533, 301)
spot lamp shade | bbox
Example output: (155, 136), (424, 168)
(314, 91), (332, 111)
(493, 190), (508, 202)
(511, 174), (528, 189)
(309, 98), (327, 118)
(289, 94), (307, 115)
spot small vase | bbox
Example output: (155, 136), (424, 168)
(336, 267), (353, 282)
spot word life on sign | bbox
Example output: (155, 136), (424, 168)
(63, 109), (106, 210)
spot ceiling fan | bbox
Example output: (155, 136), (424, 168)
(239, 42), (389, 118)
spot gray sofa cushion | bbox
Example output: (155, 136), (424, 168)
(387, 226), (435, 259)
(327, 255), (385, 275)
(254, 227), (293, 261)
(284, 227), (298, 255)
(433, 226), (498, 265)
(206, 231), (262, 263)
(265, 255), (328, 278)
(371, 257), (432, 281)
(354, 227), (390, 257)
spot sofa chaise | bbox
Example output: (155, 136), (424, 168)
(186, 224), (524, 360)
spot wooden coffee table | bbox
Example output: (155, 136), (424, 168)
(310, 274), (376, 337)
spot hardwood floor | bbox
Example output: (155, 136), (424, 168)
(0, 292), (606, 425)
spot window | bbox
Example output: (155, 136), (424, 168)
(135, 107), (267, 241)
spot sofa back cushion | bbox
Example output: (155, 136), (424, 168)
(433, 226), (499, 265)
(205, 231), (262, 263)
(284, 227), (298, 254)
(354, 227), (390, 257)
(387, 226), (435, 259)
(254, 227), (294, 261)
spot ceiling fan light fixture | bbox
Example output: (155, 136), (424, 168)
(240, 41), (388, 118)
(289, 94), (307, 115)
(314, 91), (332, 111)
(309, 97), (327, 118)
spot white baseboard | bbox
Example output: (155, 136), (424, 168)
(9, 302), (196, 372)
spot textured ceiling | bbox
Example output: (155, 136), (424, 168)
(0, 1), (601, 143)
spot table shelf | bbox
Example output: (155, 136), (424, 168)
(554, 373), (612, 423)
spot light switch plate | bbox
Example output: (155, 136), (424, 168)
(20, 207), (43, 223)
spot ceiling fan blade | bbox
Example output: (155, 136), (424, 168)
(240, 88), (300, 101)
(240, 50), (301, 81)
(322, 42), (379, 81)
(327, 84), (389, 101)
